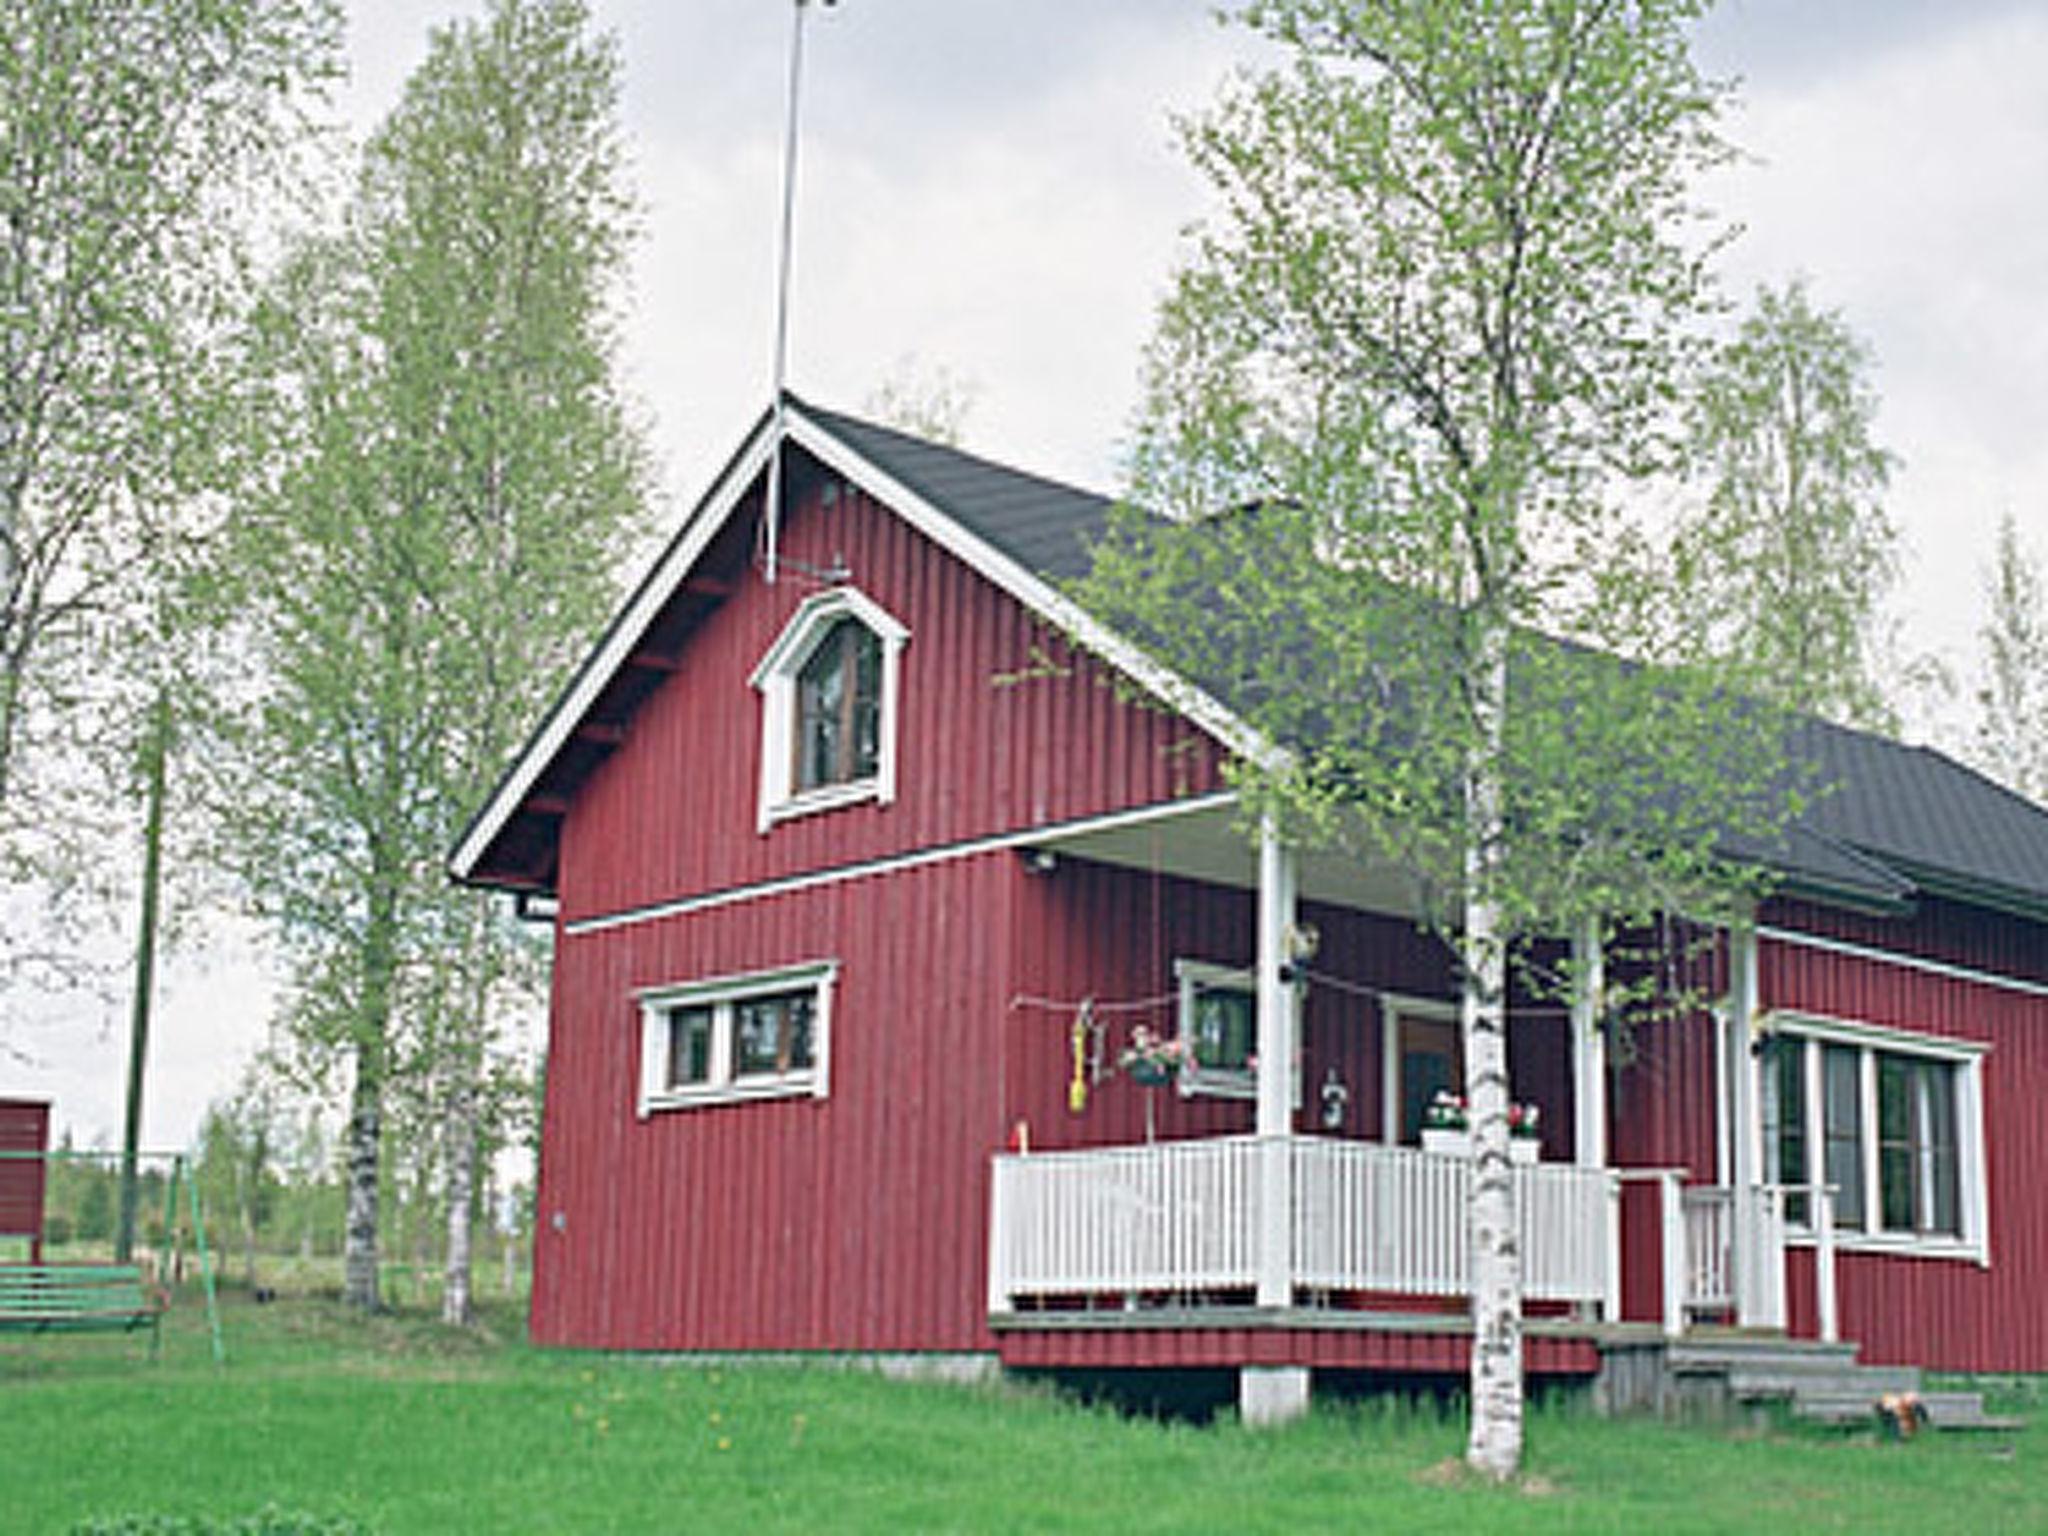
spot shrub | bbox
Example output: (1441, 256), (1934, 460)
(70, 1507), (369, 1535)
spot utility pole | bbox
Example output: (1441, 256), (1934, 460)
(116, 686), (171, 1261)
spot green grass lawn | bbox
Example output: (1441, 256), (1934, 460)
(4, 1283), (2043, 1534)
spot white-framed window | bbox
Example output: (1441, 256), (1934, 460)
(1757, 1010), (1989, 1264)
(636, 960), (837, 1115)
(749, 587), (908, 832)
(1175, 959), (1257, 1099)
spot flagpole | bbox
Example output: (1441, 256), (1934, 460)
(764, 0), (830, 586)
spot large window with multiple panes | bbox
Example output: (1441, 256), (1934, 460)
(1758, 1016), (1985, 1256)
(637, 961), (837, 1113)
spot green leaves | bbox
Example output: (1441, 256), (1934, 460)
(1665, 280), (1900, 729)
(217, 1), (650, 1291)
(1103, 0), (1797, 950)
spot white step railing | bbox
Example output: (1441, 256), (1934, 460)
(989, 1135), (1614, 1313)
(1682, 1181), (1838, 1340)
(1682, 1185), (1736, 1312)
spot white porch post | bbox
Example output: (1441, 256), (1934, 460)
(1658, 1170), (1687, 1338)
(1571, 917), (1607, 1169)
(1726, 924), (1764, 1327)
(1814, 1186), (1840, 1344)
(1255, 817), (1297, 1310)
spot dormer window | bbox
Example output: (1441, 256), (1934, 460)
(796, 618), (882, 791)
(751, 587), (908, 831)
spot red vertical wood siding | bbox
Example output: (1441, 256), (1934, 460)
(554, 478), (1226, 927)
(1002, 859), (1478, 1155)
(1757, 899), (2048, 1371)
(0, 1099), (50, 1256)
(533, 853), (1020, 1351)
(530, 464), (2048, 1371)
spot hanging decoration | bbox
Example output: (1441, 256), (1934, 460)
(1319, 1067), (1349, 1130)
(1067, 998), (1097, 1114)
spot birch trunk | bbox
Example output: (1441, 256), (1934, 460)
(341, 869), (400, 1312)
(441, 1076), (476, 1326)
(1463, 615), (1523, 1479)
(341, 1044), (383, 1310)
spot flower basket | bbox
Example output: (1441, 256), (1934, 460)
(1420, 1127), (1470, 1158)
(1119, 1026), (1191, 1087)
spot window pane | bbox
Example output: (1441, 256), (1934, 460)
(851, 628), (882, 778)
(1923, 1064), (1960, 1236)
(1822, 1044), (1863, 1230)
(1877, 1054), (1913, 1231)
(785, 991), (816, 1072)
(733, 990), (816, 1078)
(796, 621), (882, 790)
(1877, 1054), (1961, 1237)
(796, 625), (846, 790)
(669, 1006), (713, 1088)
(1761, 1037), (1808, 1225)
(1191, 985), (1253, 1071)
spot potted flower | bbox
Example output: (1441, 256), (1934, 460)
(1420, 1091), (1468, 1156)
(1419, 1093), (1541, 1162)
(1120, 1025), (1191, 1088)
(1508, 1101), (1542, 1164)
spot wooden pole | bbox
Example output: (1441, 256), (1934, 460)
(116, 688), (171, 1263)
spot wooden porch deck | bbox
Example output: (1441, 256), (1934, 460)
(989, 1301), (1636, 1377)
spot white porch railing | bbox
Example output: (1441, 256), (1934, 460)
(988, 1135), (1615, 1314)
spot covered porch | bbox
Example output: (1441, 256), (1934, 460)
(993, 801), (1841, 1419)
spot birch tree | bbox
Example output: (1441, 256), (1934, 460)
(1081, 0), (1799, 1478)
(1668, 280), (1899, 727)
(0, 0), (339, 997)
(1974, 514), (2048, 803)
(228, 0), (647, 1314)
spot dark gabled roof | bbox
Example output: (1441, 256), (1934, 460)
(1793, 718), (2048, 916)
(795, 401), (2048, 918)
(454, 395), (2048, 920)
(794, 398), (1115, 581)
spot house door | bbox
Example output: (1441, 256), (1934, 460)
(1395, 1011), (1462, 1144)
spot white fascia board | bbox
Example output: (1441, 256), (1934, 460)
(782, 405), (1282, 773)
(450, 417), (779, 881)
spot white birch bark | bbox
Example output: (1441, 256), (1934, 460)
(441, 1076), (476, 1326)
(341, 1064), (382, 1311)
(1464, 616), (1522, 1479)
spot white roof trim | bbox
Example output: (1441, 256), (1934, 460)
(782, 405), (1278, 771)
(450, 418), (778, 881)
(451, 400), (1275, 885)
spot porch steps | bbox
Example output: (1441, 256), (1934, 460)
(1664, 1334), (2023, 1433)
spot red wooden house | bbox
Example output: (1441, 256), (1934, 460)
(454, 397), (2048, 1418)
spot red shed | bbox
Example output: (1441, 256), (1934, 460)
(455, 398), (2048, 1416)
(0, 1097), (51, 1261)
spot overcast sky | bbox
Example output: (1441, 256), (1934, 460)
(18, 0), (2048, 1153)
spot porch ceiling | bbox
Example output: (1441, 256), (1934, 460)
(1036, 801), (1431, 921)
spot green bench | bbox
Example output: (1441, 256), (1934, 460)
(0, 1263), (166, 1354)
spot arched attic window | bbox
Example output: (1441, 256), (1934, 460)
(750, 586), (909, 831)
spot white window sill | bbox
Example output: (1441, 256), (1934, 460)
(1786, 1229), (1988, 1268)
(762, 778), (883, 829)
(640, 1075), (821, 1116)
(1181, 1068), (1256, 1101)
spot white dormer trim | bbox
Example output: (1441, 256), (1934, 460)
(750, 585), (910, 833)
